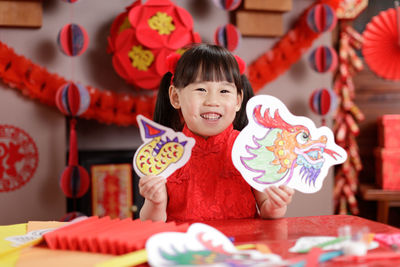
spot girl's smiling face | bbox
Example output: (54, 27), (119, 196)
(169, 80), (243, 138)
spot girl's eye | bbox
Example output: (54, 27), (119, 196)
(195, 88), (206, 92)
(220, 89), (230, 94)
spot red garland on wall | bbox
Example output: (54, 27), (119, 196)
(248, 0), (340, 92)
(0, 0), (340, 126)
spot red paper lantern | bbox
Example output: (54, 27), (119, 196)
(309, 46), (338, 73)
(214, 24), (241, 52)
(57, 24), (89, 56)
(55, 82), (90, 117)
(307, 4), (337, 33)
(212, 0), (242, 11)
(55, 83), (90, 198)
(58, 118), (90, 198)
(309, 88), (337, 116)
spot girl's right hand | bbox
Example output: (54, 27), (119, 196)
(138, 175), (167, 205)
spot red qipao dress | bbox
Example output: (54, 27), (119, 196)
(166, 124), (258, 222)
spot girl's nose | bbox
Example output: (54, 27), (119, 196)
(204, 91), (219, 106)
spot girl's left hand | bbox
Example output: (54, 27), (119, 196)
(264, 185), (294, 210)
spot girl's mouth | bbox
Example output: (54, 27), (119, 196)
(201, 113), (221, 121)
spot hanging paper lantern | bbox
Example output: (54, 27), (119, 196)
(309, 88), (337, 116)
(55, 82), (90, 117)
(307, 4), (337, 33)
(309, 46), (338, 73)
(59, 118), (90, 198)
(214, 24), (241, 52)
(60, 165), (90, 198)
(212, 0), (242, 11)
(57, 23), (89, 56)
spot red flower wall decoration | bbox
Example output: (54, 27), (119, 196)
(109, 0), (201, 90)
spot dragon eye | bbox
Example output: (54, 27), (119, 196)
(296, 131), (309, 144)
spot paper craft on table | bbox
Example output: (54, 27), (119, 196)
(289, 236), (379, 253)
(133, 115), (195, 179)
(146, 223), (283, 266)
(232, 95), (347, 194)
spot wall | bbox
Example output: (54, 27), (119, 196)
(0, 0), (334, 221)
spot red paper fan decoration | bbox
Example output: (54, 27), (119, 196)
(57, 24), (89, 56)
(309, 45), (338, 73)
(61, 0), (79, 3)
(362, 8), (400, 81)
(214, 24), (241, 52)
(307, 3), (337, 33)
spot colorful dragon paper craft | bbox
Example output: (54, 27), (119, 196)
(133, 115), (195, 178)
(146, 223), (282, 266)
(232, 95), (347, 193)
(158, 232), (274, 266)
(243, 105), (340, 186)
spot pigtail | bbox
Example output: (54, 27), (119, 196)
(153, 72), (183, 131)
(233, 75), (254, 131)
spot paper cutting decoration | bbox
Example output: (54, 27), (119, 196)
(146, 223), (283, 266)
(133, 115), (195, 178)
(0, 124), (39, 192)
(232, 95), (347, 194)
(108, 0), (201, 90)
(91, 164), (133, 219)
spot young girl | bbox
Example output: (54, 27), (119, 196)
(139, 44), (294, 222)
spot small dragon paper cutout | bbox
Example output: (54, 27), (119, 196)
(146, 223), (283, 266)
(133, 115), (195, 179)
(232, 95), (347, 193)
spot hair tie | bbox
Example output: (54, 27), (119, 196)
(234, 55), (246, 75)
(166, 53), (181, 85)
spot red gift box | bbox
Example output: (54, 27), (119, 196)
(378, 115), (400, 148)
(374, 148), (400, 190)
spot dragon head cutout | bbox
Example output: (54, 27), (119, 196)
(232, 95), (347, 194)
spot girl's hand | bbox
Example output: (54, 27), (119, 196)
(263, 185), (294, 210)
(139, 175), (167, 205)
(254, 185), (294, 219)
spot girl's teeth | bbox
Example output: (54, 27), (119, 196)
(201, 114), (221, 120)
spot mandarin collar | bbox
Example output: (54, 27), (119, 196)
(182, 124), (234, 152)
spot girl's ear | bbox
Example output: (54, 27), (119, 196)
(235, 90), (243, 112)
(169, 85), (180, 109)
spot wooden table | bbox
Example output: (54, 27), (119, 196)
(13, 215), (400, 266)
(359, 183), (400, 224)
(205, 215), (400, 266)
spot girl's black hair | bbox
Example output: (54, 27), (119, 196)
(154, 43), (254, 131)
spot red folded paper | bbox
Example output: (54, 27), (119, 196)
(43, 216), (189, 255)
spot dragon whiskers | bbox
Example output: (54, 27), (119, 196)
(299, 166), (321, 186)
